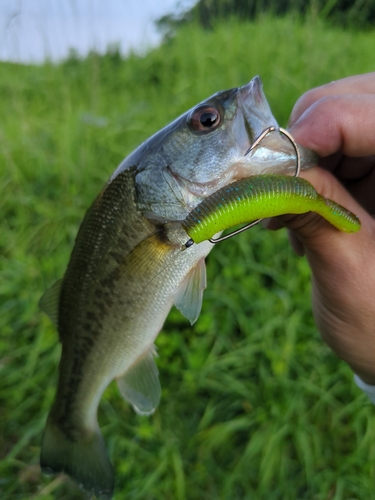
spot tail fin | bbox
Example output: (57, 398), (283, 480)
(40, 417), (114, 499)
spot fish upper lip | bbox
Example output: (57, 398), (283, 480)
(167, 164), (229, 197)
(167, 157), (253, 201)
(240, 76), (263, 105)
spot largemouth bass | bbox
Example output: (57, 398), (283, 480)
(40, 77), (317, 499)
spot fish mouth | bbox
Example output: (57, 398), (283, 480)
(167, 142), (318, 215)
(238, 77), (318, 176)
(238, 76), (278, 139)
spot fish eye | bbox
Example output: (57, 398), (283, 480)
(188, 106), (222, 133)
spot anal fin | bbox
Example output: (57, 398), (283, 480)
(117, 346), (161, 416)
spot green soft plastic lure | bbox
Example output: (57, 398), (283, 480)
(182, 174), (361, 244)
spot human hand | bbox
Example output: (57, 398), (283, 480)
(273, 73), (375, 384)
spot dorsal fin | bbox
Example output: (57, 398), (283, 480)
(39, 279), (62, 325)
(174, 258), (206, 325)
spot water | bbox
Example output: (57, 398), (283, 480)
(0, 0), (196, 64)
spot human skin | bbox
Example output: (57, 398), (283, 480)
(268, 73), (375, 385)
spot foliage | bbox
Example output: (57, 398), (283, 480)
(1, 15), (375, 500)
(157, 0), (375, 33)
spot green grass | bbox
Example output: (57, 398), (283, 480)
(1, 14), (375, 500)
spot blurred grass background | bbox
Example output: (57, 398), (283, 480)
(1, 12), (375, 500)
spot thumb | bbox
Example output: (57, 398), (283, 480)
(277, 168), (375, 383)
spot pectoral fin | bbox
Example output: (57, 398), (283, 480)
(174, 258), (206, 325)
(117, 346), (161, 416)
(39, 279), (63, 325)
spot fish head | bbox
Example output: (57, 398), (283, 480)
(113, 76), (317, 221)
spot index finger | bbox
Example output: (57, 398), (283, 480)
(289, 72), (375, 126)
(289, 94), (375, 158)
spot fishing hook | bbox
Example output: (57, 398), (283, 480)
(207, 126), (301, 244)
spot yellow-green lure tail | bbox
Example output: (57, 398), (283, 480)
(182, 174), (361, 244)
